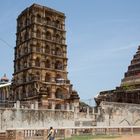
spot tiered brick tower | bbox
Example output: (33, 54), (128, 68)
(95, 45), (140, 105)
(12, 4), (79, 109)
(121, 45), (140, 87)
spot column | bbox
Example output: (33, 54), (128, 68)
(16, 130), (24, 140)
(131, 127), (133, 135)
(86, 107), (89, 118)
(31, 104), (34, 109)
(35, 101), (38, 110)
(66, 103), (70, 111)
(119, 128), (122, 135)
(44, 129), (48, 140)
(16, 101), (20, 109)
(52, 102), (55, 110)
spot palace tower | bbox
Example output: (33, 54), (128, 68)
(12, 4), (79, 109)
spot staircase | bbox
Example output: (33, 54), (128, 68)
(0, 132), (6, 140)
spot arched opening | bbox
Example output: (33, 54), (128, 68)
(28, 85), (33, 96)
(55, 47), (62, 56)
(56, 34), (61, 43)
(35, 57), (40, 67)
(134, 119), (140, 125)
(37, 14), (41, 23)
(26, 18), (30, 26)
(18, 49), (21, 57)
(127, 93), (132, 103)
(45, 73), (51, 82)
(24, 46), (28, 53)
(46, 31), (52, 40)
(46, 17), (51, 25)
(23, 73), (26, 82)
(24, 32), (29, 40)
(47, 87), (51, 97)
(22, 86), (26, 98)
(55, 88), (64, 99)
(17, 61), (20, 71)
(45, 59), (51, 68)
(56, 74), (64, 83)
(36, 72), (40, 81)
(23, 60), (27, 68)
(45, 45), (50, 54)
(56, 20), (60, 28)
(36, 43), (41, 52)
(119, 119), (130, 126)
(28, 73), (32, 81)
(55, 61), (63, 70)
(55, 104), (61, 109)
(36, 29), (41, 38)
(56, 74), (62, 79)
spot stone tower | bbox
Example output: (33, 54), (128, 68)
(12, 4), (79, 109)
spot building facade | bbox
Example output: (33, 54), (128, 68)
(0, 74), (12, 105)
(12, 4), (79, 109)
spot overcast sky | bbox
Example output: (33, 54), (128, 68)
(1, 0), (140, 101)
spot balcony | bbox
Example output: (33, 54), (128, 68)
(56, 78), (70, 85)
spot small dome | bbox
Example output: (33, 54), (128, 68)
(70, 90), (80, 100)
(0, 74), (9, 83)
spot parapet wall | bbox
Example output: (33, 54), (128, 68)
(0, 108), (74, 131)
(0, 101), (140, 133)
(97, 101), (140, 126)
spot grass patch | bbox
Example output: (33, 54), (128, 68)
(65, 135), (121, 140)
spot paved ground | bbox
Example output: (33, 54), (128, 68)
(92, 135), (140, 140)
(114, 135), (140, 140)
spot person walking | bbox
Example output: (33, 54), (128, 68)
(47, 127), (55, 140)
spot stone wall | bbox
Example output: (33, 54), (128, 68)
(0, 108), (74, 131)
(97, 101), (140, 126)
(1, 101), (140, 133)
(5, 126), (140, 140)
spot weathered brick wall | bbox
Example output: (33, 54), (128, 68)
(97, 101), (140, 126)
(0, 108), (74, 131)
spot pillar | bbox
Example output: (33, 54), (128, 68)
(35, 101), (38, 110)
(92, 107), (95, 114)
(119, 128), (122, 135)
(106, 128), (109, 135)
(74, 107), (78, 119)
(71, 104), (74, 112)
(16, 130), (24, 140)
(131, 127), (133, 135)
(16, 101), (20, 109)
(98, 107), (100, 114)
(44, 129), (48, 140)
(14, 103), (17, 108)
(64, 129), (71, 138)
(86, 107), (89, 118)
(66, 103), (70, 111)
(92, 128), (96, 135)
(52, 102), (55, 110)
(31, 104), (34, 109)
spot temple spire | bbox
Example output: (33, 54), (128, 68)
(121, 45), (140, 88)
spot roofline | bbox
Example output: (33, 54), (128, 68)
(17, 3), (65, 20)
(0, 82), (11, 88)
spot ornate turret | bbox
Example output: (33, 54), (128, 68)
(0, 74), (9, 84)
(70, 90), (80, 100)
